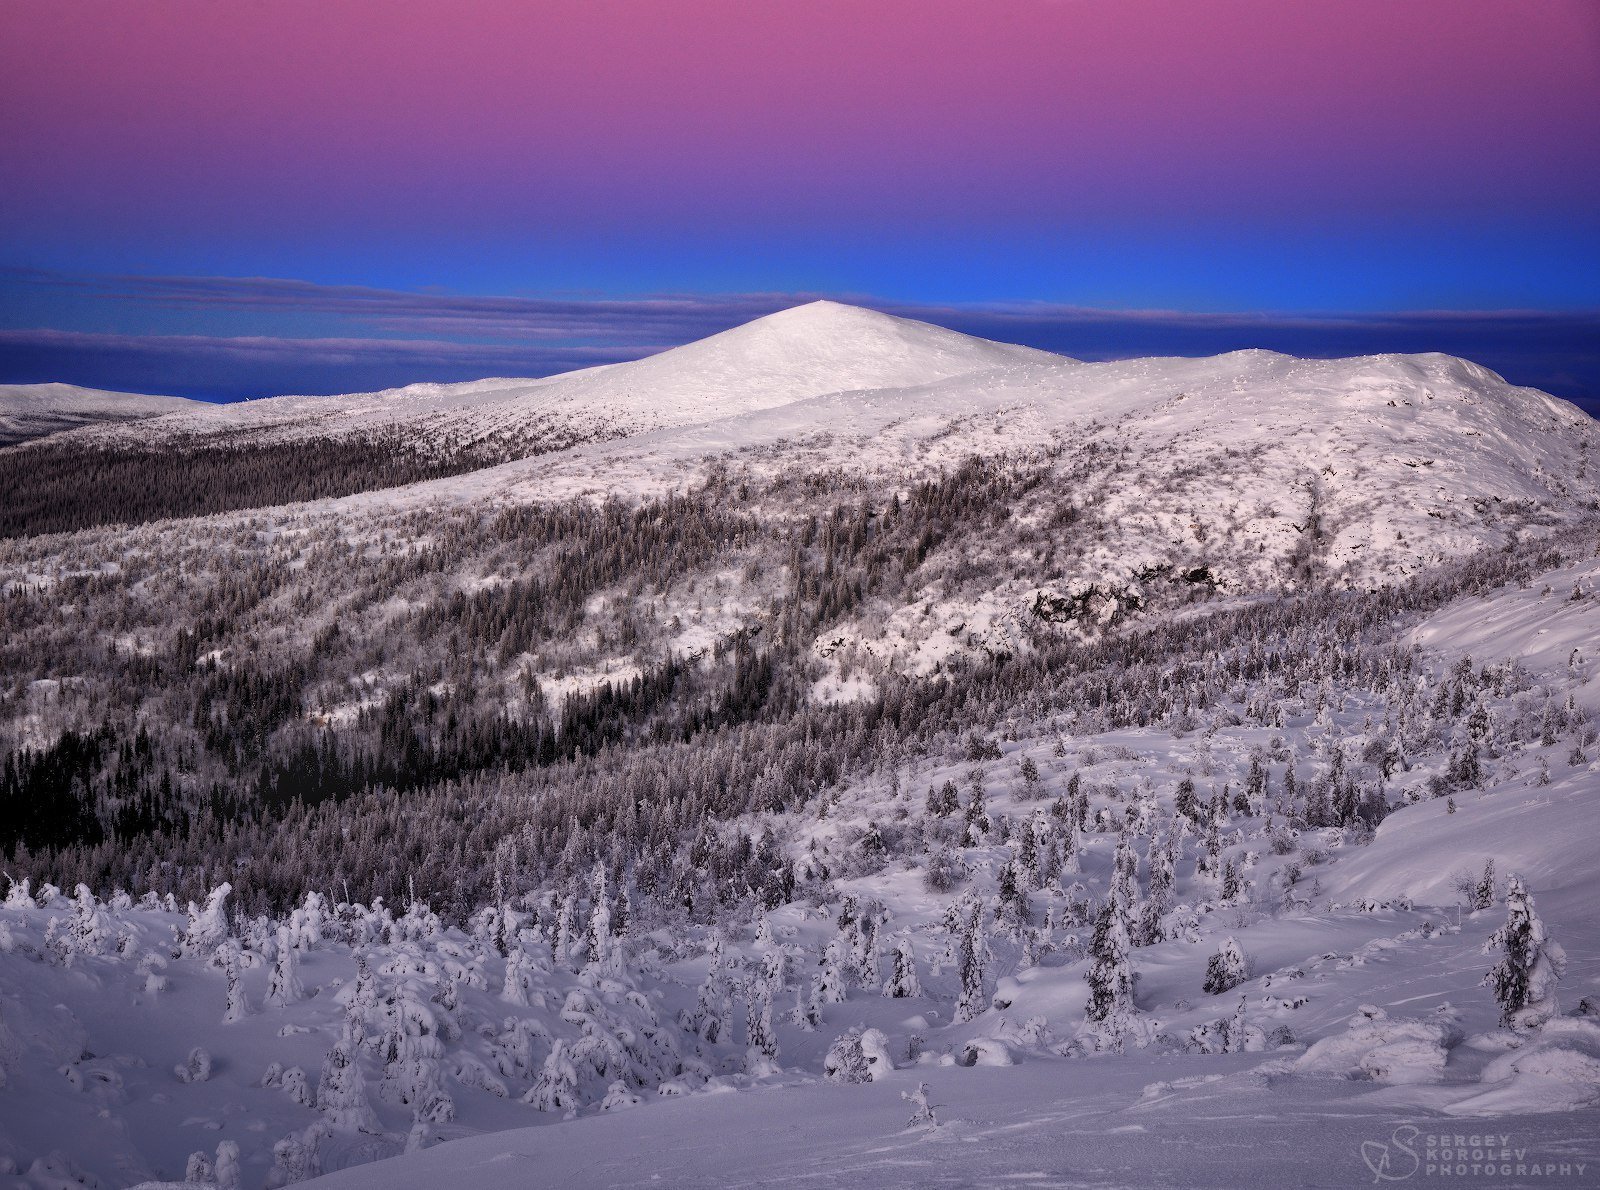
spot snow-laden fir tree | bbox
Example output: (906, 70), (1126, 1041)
(286, 892), (326, 951)
(213, 1140), (242, 1190)
(220, 942), (250, 1024)
(184, 1150), (213, 1184)
(963, 778), (990, 845)
(1471, 859), (1497, 911)
(180, 884), (232, 956)
(1135, 831), (1176, 946)
(600, 1080), (642, 1111)
(501, 943), (536, 1007)
(281, 1064), (313, 1106)
(792, 981), (820, 1031)
(823, 1029), (872, 1083)
(816, 935), (850, 1004)
(1108, 834), (1140, 932)
(69, 885), (109, 956)
(996, 859), (1032, 929)
(378, 984), (454, 1123)
(523, 1037), (580, 1112)
(1083, 902), (1135, 1028)
(316, 1034), (380, 1133)
(682, 931), (731, 1042)
(1204, 936), (1251, 995)
(267, 925), (305, 1007)
(1484, 875), (1566, 1030)
(1220, 857), (1244, 904)
(745, 978), (780, 1073)
(952, 892), (990, 1023)
(585, 865), (611, 967)
(265, 1122), (325, 1189)
(849, 905), (881, 986)
(883, 936), (922, 998)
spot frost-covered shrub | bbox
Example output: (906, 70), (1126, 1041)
(175, 1046), (211, 1083)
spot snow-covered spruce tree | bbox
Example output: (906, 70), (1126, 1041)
(501, 943), (534, 1007)
(213, 1140), (242, 1190)
(1220, 857), (1244, 904)
(1472, 859), (1497, 911)
(996, 859), (1032, 929)
(953, 893), (990, 1023)
(1110, 836), (1139, 932)
(316, 1036), (380, 1133)
(1175, 775), (1202, 825)
(266, 926), (305, 1007)
(924, 845), (965, 892)
(585, 864), (611, 967)
(280, 1065), (313, 1106)
(600, 1080), (642, 1111)
(1203, 936), (1251, 995)
(68, 884), (108, 956)
(378, 986), (454, 1124)
(1484, 875), (1566, 1030)
(963, 777), (991, 846)
(1083, 903), (1135, 1028)
(180, 883), (233, 957)
(265, 1122), (325, 1189)
(849, 905), (881, 986)
(1223, 996), (1249, 1054)
(1135, 832), (1176, 946)
(745, 979), (780, 1072)
(1245, 754), (1268, 815)
(816, 936), (850, 1004)
(823, 1030), (872, 1084)
(220, 942), (251, 1024)
(523, 1038), (580, 1112)
(883, 936), (922, 998)
(792, 982), (820, 1031)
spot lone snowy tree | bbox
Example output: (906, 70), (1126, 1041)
(1204, 936), (1251, 995)
(1484, 875), (1566, 1030)
(902, 1081), (937, 1128)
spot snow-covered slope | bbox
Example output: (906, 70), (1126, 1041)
(53, 302), (1064, 454)
(0, 383), (206, 447)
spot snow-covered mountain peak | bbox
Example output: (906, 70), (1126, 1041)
(529, 300), (1069, 432)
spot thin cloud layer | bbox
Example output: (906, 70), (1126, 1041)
(0, 268), (1594, 411)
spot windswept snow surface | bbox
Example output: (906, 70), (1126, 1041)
(0, 383), (207, 447)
